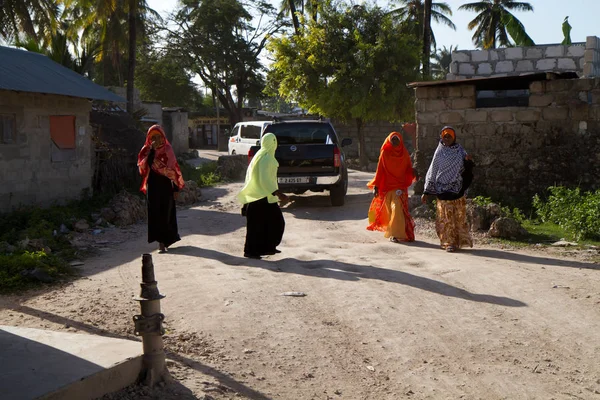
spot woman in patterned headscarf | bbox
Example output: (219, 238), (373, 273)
(138, 125), (185, 253)
(238, 133), (289, 259)
(367, 132), (416, 243)
(421, 126), (474, 252)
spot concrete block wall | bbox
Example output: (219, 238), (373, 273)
(163, 111), (189, 155)
(332, 120), (416, 162)
(0, 91), (93, 212)
(413, 79), (600, 203)
(447, 40), (598, 80)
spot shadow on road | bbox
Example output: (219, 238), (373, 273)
(466, 248), (600, 270)
(169, 246), (527, 308)
(2, 303), (273, 400)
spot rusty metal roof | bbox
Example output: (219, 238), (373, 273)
(0, 46), (125, 102)
(407, 72), (579, 88)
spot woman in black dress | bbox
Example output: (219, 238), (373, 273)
(137, 125), (185, 253)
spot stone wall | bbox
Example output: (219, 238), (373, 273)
(0, 91), (93, 212)
(332, 120), (416, 161)
(141, 102), (163, 125)
(163, 110), (189, 155)
(413, 78), (600, 204)
(448, 43), (586, 80)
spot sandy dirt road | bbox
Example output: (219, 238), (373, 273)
(1, 170), (600, 400)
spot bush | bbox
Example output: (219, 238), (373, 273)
(533, 187), (600, 241)
(179, 160), (222, 187)
(472, 195), (526, 224)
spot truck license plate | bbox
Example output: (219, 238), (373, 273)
(278, 177), (310, 184)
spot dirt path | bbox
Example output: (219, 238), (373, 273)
(1, 170), (600, 400)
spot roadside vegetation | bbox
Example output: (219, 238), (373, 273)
(179, 160), (222, 187)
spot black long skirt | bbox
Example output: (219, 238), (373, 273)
(244, 197), (285, 257)
(147, 170), (181, 248)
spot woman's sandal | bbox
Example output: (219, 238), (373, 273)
(390, 237), (400, 243)
(446, 246), (456, 253)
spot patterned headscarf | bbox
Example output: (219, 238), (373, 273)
(137, 125), (185, 194)
(424, 126), (467, 195)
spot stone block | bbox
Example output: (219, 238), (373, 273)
(490, 110), (514, 122)
(586, 36), (600, 49)
(477, 63), (493, 75)
(526, 48), (544, 59)
(471, 50), (489, 62)
(489, 50), (499, 61)
(417, 112), (439, 124)
(537, 59), (557, 70)
(452, 52), (471, 62)
(415, 87), (429, 99)
(414, 99), (426, 112)
(584, 49), (600, 63)
(557, 58), (577, 70)
(572, 78), (593, 91)
(495, 61), (514, 73)
(570, 104), (589, 120)
(529, 81), (546, 93)
(568, 45), (586, 57)
(465, 110), (488, 122)
(449, 86), (463, 98)
(439, 111), (464, 124)
(516, 110), (541, 122)
(450, 62), (458, 74)
(452, 98), (475, 109)
(579, 58), (585, 70)
(459, 63), (475, 75)
(446, 73), (457, 80)
(546, 46), (565, 57)
(590, 105), (600, 120)
(545, 79), (570, 92)
(505, 47), (524, 60)
(529, 94), (554, 107)
(516, 60), (534, 72)
(425, 99), (449, 112)
(542, 107), (569, 120)
(461, 85), (475, 97)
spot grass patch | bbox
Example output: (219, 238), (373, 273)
(0, 251), (74, 294)
(179, 160), (222, 187)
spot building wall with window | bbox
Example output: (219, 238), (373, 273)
(413, 78), (600, 204)
(0, 90), (93, 212)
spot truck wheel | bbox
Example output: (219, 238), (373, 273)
(330, 180), (346, 206)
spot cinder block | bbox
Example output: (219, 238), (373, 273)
(495, 61), (514, 73)
(505, 47), (524, 60)
(516, 60), (534, 72)
(557, 58), (577, 70)
(471, 50), (489, 62)
(536, 59), (557, 71)
(459, 63), (476, 75)
(545, 46), (565, 57)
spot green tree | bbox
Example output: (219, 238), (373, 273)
(268, 2), (420, 167)
(168, 0), (284, 125)
(431, 44), (456, 79)
(459, 0), (534, 49)
(561, 16), (572, 45)
(0, 0), (58, 42)
(135, 49), (204, 110)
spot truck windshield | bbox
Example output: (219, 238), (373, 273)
(264, 122), (336, 145)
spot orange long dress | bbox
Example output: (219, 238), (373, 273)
(366, 132), (416, 241)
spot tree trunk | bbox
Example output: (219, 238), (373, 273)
(356, 118), (368, 168)
(422, 0), (432, 79)
(126, 0), (137, 114)
(288, 0), (301, 35)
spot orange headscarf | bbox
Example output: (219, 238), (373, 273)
(137, 125), (185, 194)
(367, 132), (415, 195)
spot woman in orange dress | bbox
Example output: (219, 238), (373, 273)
(367, 132), (416, 242)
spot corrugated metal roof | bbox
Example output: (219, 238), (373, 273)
(0, 46), (125, 102)
(407, 72), (579, 88)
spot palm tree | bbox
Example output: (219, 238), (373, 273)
(389, 0), (456, 50)
(279, 0), (320, 33)
(431, 44), (456, 79)
(0, 0), (58, 42)
(458, 0), (534, 49)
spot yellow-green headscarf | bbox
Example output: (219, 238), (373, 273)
(237, 133), (279, 204)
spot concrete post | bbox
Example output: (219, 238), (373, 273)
(133, 253), (169, 386)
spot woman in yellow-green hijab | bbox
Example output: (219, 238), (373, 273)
(238, 133), (288, 259)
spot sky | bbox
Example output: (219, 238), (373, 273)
(147, 0), (600, 52)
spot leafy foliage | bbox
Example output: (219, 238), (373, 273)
(0, 251), (73, 293)
(472, 195), (525, 223)
(135, 49), (204, 110)
(179, 161), (222, 187)
(267, 1), (420, 165)
(167, 0), (284, 124)
(431, 45), (456, 79)
(459, 0), (534, 49)
(533, 187), (600, 241)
